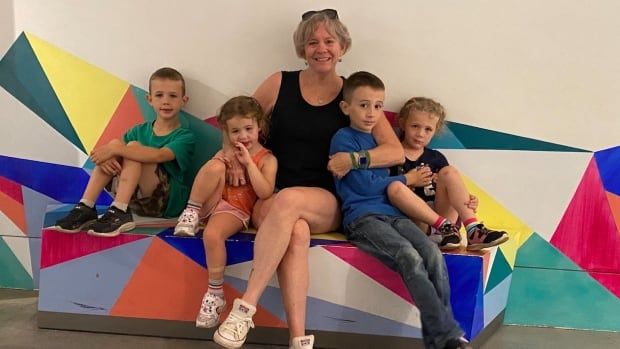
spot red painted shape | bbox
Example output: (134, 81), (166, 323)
(40, 229), (149, 268)
(93, 87), (144, 149)
(0, 176), (23, 204)
(385, 110), (398, 127)
(551, 158), (620, 295)
(205, 115), (220, 129)
(323, 244), (414, 304)
(0, 190), (27, 234)
(110, 238), (286, 326)
(589, 272), (620, 299)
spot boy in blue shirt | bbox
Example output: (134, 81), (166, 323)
(330, 71), (471, 349)
(53, 67), (195, 237)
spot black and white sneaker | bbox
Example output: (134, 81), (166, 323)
(87, 206), (135, 237)
(53, 203), (97, 233)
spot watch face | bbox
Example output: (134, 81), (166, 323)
(359, 155), (368, 166)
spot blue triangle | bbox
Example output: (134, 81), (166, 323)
(594, 146), (620, 196)
(0, 155), (112, 205)
(22, 186), (59, 238)
(447, 122), (589, 152)
(429, 126), (466, 149)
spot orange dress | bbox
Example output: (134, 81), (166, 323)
(221, 148), (271, 215)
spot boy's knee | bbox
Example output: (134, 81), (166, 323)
(126, 140), (141, 147)
(387, 181), (408, 198)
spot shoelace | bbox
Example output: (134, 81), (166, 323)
(440, 224), (458, 236)
(220, 312), (255, 340)
(97, 209), (121, 224)
(179, 210), (198, 224)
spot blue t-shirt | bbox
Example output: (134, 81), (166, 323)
(329, 127), (406, 227)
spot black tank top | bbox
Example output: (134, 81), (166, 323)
(265, 71), (349, 193)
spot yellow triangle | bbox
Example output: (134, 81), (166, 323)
(26, 33), (129, 153)
(462, 175), (532, 268)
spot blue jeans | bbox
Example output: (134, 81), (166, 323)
(346, 214), (463, 349)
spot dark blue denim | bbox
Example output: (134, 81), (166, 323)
(346, 214), (463, 349)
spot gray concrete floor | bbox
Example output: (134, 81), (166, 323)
(1, 289), (618, 349)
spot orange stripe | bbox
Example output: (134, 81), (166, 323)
(0, 190), (27, 234)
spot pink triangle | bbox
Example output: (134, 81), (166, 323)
(551, 158), (620, 276)
(40, 228), (150, 268)
(93, 87), (144, 150)
(0, 176), (23, 204)
(589, 272), (620, 299)
(323, 244), (414, 304)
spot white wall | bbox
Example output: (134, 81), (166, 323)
(5, 0), (619, 151)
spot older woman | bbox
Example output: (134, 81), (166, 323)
(214, 9), (403, 349)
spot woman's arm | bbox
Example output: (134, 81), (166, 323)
(328, 113), (404, 178)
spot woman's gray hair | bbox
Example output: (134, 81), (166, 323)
(293, 12), (352, 59)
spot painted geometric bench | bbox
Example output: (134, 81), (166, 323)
(38, 205), (512, 348)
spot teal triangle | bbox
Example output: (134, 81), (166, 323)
(0, 237), (34, 289)
(484, 249), (512, 294)
(181, 110), (222, 181)
(0, 32), (85, 152)
(131, 85), (156, 122)
(429, 126), (466, 149)
(505, 267), (620, 331)
(515, 232), (581, 271)
(447, 121), (589, 152)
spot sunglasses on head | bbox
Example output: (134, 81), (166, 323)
(301, 9), (338, 21)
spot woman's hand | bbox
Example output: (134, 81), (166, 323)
(328, 152), (353, 178)
(214, 150), (247, 186)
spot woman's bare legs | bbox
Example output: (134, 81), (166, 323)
(243, 187), (340, 305)
(246, 187), (340, 341)
(277, 219), (311, 339)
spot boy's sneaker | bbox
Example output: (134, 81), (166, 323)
(87, 206), (135, 237)
(436, 223), (462, 250)
(213, 298), (256, 349)
(196, 292), (226, 328)
(443, 337), (473, 349)
(290, 335), (315, 349)
(53, 203), (97, 233)
(174, 208), (200, 237)
(466, 223), (509, 251)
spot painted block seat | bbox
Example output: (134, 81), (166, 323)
(38, 206), (513, 348)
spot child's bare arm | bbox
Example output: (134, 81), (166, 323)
(90, 141), (174, 165)
(246, 153), (277, 199)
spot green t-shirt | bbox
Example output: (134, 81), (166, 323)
(123, 115), (195, 217)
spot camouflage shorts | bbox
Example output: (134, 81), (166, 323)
(106, 165), (169, 217)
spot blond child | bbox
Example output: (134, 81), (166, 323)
(389, 97), (509, 250)
(53, 67), (195, 237)
(173, 96), (277, 329)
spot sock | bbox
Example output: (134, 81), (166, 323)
(111, 201), (128, 212)
(208, 278), (224, 297)
(186, 200), (202, 211)
(464, 217), (480, 235)
(432, 216), (449, 230)
(79, 199), (95, 208)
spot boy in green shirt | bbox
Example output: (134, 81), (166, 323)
(53, 67), (195, 237)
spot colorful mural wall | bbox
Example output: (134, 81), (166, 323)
(1, 28), (619, 333)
